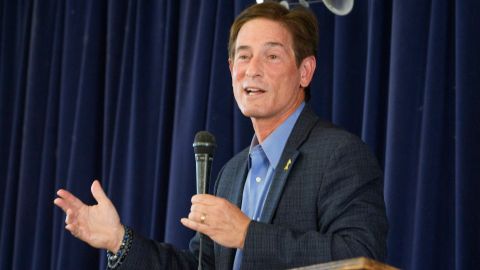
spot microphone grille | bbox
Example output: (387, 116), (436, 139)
(193, 131), (217, 155)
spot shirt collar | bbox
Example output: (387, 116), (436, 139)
(248, 102), (305, 169)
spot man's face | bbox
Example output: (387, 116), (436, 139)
(229, 18), (312, 124)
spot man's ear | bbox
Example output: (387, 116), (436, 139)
(299, 56), (316, 88)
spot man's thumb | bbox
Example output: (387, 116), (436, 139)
(91, 180), (108, 203)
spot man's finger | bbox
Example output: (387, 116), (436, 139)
(190, 204), (209, 214)
(187, 211), (209, 225)
(65, 224), (78, 237)
(56, 189), (84, 209)
(180, 218), (209, 234)
(191, 194), (219, 205)
(65, 209), (74, 224)
(91, 180), (108, 204)
(54, 198), (69, 213)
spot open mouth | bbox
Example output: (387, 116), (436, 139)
(244, 87), (266, 96)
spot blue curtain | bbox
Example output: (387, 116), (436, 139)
(1, 0), (479, 269)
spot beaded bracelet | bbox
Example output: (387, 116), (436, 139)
(106, 225), (133, 269)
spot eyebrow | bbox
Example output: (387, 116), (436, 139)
(264, 42), (286, 49)
(235, 42), (287, 54)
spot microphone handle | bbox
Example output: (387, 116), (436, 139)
(195, 154), (212, 194)
(194, 153), (213, 270)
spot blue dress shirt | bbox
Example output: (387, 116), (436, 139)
(233, 102), (305, 270)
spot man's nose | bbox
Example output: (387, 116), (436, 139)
(245, 56), (263, 78)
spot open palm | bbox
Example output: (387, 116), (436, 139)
(54, 180), (124, 252)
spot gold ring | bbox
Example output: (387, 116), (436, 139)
(200, 214), (206, 224)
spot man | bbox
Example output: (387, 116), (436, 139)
(54, 2), (388, 269)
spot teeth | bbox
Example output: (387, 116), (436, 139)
(244, 87), (264, 95)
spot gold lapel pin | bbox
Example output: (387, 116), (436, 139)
(284, 159), (292, 171)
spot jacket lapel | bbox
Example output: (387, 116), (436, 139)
(260, 105), (319, 223)
(216, 151), (249, 269)
(231, 157), (248, 207)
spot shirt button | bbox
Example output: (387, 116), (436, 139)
(255, 177), (262, 183)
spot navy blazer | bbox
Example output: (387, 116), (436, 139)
(116, 105), (388, 270)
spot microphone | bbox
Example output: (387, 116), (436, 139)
(192, 131), (216, 270)
(193, 131), (216, 195)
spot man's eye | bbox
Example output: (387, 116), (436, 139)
(268, 55), (278, 60)
(238, 55), (248, 60)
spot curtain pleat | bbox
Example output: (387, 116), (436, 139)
(361, 0), (391, 162)
(384, 1), (431, 267)
(455, 1), (480, 269)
